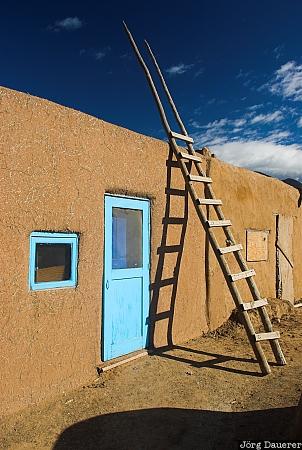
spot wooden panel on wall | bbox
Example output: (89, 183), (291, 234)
(246, 229), (269, 262)
(276, 215), (294, 303)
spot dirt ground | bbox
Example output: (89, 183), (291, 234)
(1, 309), (302, 450)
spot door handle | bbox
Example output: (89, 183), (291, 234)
(106, 280), (109, 290)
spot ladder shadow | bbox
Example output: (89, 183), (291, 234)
(154, 345), (264, 377)
(148, 146), (189, 349)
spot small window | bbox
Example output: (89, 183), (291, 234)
(29, 232), (78, 290)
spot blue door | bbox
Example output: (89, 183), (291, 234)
(102, 195), (150, 361)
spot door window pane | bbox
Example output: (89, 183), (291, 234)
(112, 208), (142, 269)
(35, 243), (71, 282)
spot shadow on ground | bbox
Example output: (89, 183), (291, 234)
(53, 406), (296, 450)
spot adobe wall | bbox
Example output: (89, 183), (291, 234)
(0, 86), (301, 417)
(202, 155), (302, 328)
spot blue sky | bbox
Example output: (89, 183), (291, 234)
(1, 1), (302, 179)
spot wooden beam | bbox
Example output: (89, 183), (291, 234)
(100, 351), (148, 372)
(170, 131), (194, 143)
(218, 244), (243, 254)
(178, 151), (201, 162)
(254, 331), (280, 342)
(197, 198), (223, 206)
(240, 298), (268, 311)
(230, 269), (256, 282)
(207, 220), (232, 228)
(188, 174), (212, 183)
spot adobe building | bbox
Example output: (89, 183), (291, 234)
(1, 86), (302, 417)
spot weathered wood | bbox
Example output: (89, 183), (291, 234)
(145, 39), (188, 136)
(123, 22), (172, 136)
(197, 198), (222, 206)
(218, 244), (243, 254)
(207, 220), (232, 228)
(276, 215), (294, 303)
(178, 151), (201, 162)
(126, 24), (285, 375)
(240, 298), (268, 311)
(230, 269), (256, 282)
(276, 243), (294, 268)
(254, 331), (280, 342)
(246, 229), (269, 262)
(170, 131), (194, 143)
(188, 174), (212, 183)
(100, 351), (148, 372)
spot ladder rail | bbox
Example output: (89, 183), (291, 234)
(123, 22), (172, 137)
(144, 40), (188, 137)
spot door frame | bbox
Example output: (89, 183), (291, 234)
(102, 194), (151, 361)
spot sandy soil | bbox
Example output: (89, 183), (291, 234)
(1, 309), (302, 450)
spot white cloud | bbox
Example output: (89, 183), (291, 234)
(194, 67), (204, 78)
(210, 140), (302, 180)
(166, 63), (194, 76)
(298, 118), (302, 128)
(273, 44), (284, 61)
(95, 51), (106, 60)
(190, 104), (300, 179)
(233, 118), (247, 127)
(204, 118), (229, 129)
(79, 46), (110, 61)
(247, 104), (264, 111)
(269, 61), (302, 101)
(236, 69), (252, 80)
(266, 130), (291, 142)
(50, 17), (83, 32)
(250, 110), (283, 124)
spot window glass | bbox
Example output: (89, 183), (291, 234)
(112, 208), (142, 269)
(29, 232), (78, 290)
(35, 243), (71, 282)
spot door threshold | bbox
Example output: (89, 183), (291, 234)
(98, 350), (149, 373)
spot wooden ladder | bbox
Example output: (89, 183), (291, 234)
(123, 22), (286, 375)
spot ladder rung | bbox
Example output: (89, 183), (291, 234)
(188, 175), (212, 183)
(170, 131), (194, 143)
(219, 244), (243, 254)
(254, 331), (280, 342)
(197, 198), (223, 206)
(240, 298), (268, 311)
(230, 269), (256, 282)
(165, 188), (186, 197)
(207, 220), (232, 228)
(178, 152), (202, 163)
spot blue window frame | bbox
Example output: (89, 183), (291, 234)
(29, 232), (78, 291)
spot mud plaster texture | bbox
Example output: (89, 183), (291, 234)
(1, 86), (302, 418)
